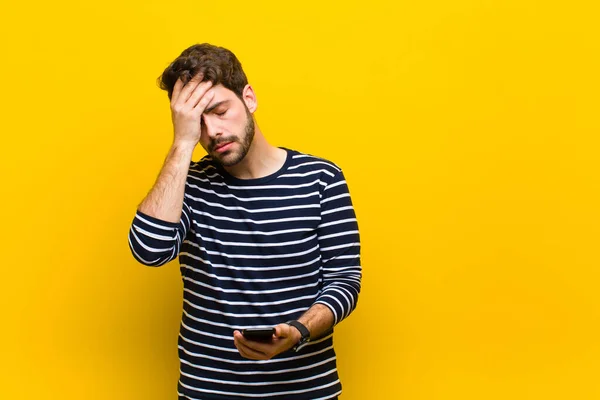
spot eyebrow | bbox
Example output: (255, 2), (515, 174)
(204, 100), (230, 114)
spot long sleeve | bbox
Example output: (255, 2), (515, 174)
(128, 201), (192, 267)
(314, 169), (362, 325)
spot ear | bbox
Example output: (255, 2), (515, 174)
(242, 84), (257, 113)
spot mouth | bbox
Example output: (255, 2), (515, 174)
(214, 141), (234, 153)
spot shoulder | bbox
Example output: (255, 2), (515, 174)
(286, 148), (343, 179)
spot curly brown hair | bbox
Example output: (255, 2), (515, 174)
(157, 43), (248, 100)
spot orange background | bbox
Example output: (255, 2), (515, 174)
(1, 0), (599, 398)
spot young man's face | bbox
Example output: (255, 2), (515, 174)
(199, 84), (255, 167)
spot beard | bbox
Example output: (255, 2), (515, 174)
(209, 107), (255, 167)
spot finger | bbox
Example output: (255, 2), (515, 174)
(171, 77), (184, 103)
(233, 330), (266, 352)
(234, 331), (273, 355)
(188, 81), (214, 111)
(174, 72), (204, 105)
(234, 334), (268, 360)
(193, 89), (215, 117)
(274, 323), (293, 338)
(237, 343), (266, 360)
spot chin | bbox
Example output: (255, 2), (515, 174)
(215, 150), (245, 167)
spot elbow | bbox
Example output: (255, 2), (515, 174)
(128, 230), (178, 267)
(317, 280), (361, 325)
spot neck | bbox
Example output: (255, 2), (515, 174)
(223, 122), (287, 179)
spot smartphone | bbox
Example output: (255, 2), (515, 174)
(241, 328), (275, 342)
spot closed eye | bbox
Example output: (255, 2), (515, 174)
(204, 100), (230, 115)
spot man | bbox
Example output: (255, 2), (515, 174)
(128, 43), (361, 400)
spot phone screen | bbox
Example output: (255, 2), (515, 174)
(241, 328), (275, 342)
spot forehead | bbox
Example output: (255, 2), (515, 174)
(204, 84), (243, 114)
(210, 83), (239, 101)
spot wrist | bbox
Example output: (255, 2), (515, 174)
(171, 139), (198, 153)
(288, 324), (302, 343)
(286, 320), (311, 352)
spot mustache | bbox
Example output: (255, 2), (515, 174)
(209, 137), (238, 152)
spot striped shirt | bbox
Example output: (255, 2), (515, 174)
(128, 148), (361, 400)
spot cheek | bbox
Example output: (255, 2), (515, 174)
(230, 108), (247, 127)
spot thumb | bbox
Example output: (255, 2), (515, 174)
(274, 323), (290, 338)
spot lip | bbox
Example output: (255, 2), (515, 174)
(214, 142), (234, 153)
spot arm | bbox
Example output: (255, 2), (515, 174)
(137, 142), (196, 223)
(128, 73), (215, 266)
(128, 144), (195, 266)
(289, 169), (361, 343)
(312, 169), (362, 325)
(233, 169), (361, 359)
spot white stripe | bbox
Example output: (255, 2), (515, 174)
(128, 236), (163, 265)
(192, 221), (313, 236)
(188, 163), (215, 174)
(320, 193), (350, 204)
(330, 285), (356, 313)
(224, 178), (325, 190)
(185, 183), (320, 202)
(132, 225), (176, 241)
(179, 264), (320, 283)
(319, 230), (359, 241)
(313, 391), (343, 400)
(181, 320), (232, 340)
(180, 252), (321, 272)
(323, 265), (360, 272)
(179, 333), (238, 353)
(321, 242), (360, 252)
(201, 172), (221, 179)
(324, 179), (346, 191)
(323, 273), (361, 281)
(182, 310), (242, 330)
(184, 288), (316, 307)
(183, 241), (320, 260)
(200, 233), (317, 248)
(327, 281), (360, 291)
(135, 213), (178, 231)
(129, 229), (174, 253)
(182, 203), (191, 226)
(291, 154), (314, 159)
(318, 218), (357, 229)
(288, 160), (340, 172)
(328, 254), (360, 260)
(178, 376), (339, 397)
(279, 169), (335, 179)
(180, 354), (337, 376)
(180, 367), (337, 386)
(326, 287), (352, 318)
(185, 193), (320, 214)
(183, 299), (309, 318)
(187, 175), (228, 187)
(182, 276), (320, 295)
(321, 205), (354, 216)
(323, 278), (361, 287)
(324, 270), (361, 277)
(191, 209), (320, 225)
(188, 176), (325, 191)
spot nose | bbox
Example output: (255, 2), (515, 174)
(202, 115), (221, 139)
